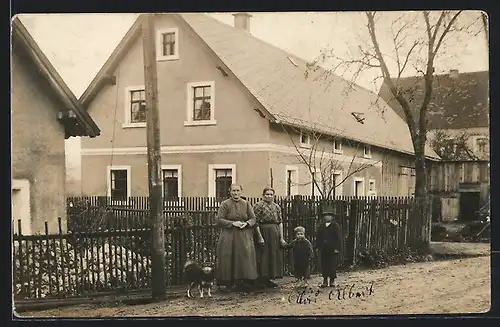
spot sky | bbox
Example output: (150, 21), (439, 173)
(16, 12), (489, 180)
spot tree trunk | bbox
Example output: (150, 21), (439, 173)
(414, 149), (427, 198)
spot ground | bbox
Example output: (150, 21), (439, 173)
(19, 255), (491, 317)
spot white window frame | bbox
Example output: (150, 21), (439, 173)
(310, 167), (321, 197)
(299, 131), (311, 148)
(107, 165), (132, 203)
(156, 27), (179, 61)
(123, 85), (146, 128)
(363, 144), (372, 158)
(333, 138), (343, 154)
(185, 81), (217, 126)
(285, 165), (299, 197)
(368, 178), (376, 196)
(333, 170), (343, 197)
(12, 179), (31, 235)
(161, 165), (183, 205)
(208, 164), (236, 198)
(353, 176), (365, 197)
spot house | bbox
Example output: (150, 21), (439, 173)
(78, 13), (439, 202)
(11, 17), (101, 235)
(378, 70), (490, 221)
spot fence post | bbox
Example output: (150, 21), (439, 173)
(346, 199), (358, 266)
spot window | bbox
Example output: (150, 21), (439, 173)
(353, 177), (365, 197)
(185, 81), (216, 126)
(475, 137), (488, 153)
(333, 138), (343, 153)
(208, 164), (236, 198)
(123, 86), (146, 128)
(285, 165), (299, 196)
(107, 166), (131, 201)
(162, 165), (182, 200)
(311, 169), (321, 197)
(368, 179), (376, 196)
(333, 171), (343, 196)
(363, 144), (372, 158)
(157, 28), (179, 61)
(300, 132), (311, 148)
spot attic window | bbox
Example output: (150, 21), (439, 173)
(363, 145), (372, 158)
(287, 56), (298, 67)
(300, 131), (311, 148)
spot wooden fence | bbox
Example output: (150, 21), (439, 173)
(12, 196), (431, 300)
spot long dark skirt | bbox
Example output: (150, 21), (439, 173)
(216, 228), (258, 287)
(256, 224), (284, 279)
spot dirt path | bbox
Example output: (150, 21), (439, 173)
(19, 256), (491, 317)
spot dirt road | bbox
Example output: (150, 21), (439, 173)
(19, 256), (491, 317)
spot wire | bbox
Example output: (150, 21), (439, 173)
(105, 68), (121, 198)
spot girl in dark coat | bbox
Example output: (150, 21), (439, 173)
(316, 207), (342, 288)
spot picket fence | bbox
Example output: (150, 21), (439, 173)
(12, 196), (431, 300)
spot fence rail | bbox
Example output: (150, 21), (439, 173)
(13, 195), (431, 301)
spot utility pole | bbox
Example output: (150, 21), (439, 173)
(141, 13), (166, 301)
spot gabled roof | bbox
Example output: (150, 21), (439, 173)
(378, 71), (489, 130)
(79, 13), (439, 160)
(11, 17), (100, 138)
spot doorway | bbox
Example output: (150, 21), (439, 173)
(459, 191), (480, 221)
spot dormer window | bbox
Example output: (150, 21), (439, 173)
(300, 132), (311, 148)
(333, 138), (343, 153)
(363, 144), (372, 158)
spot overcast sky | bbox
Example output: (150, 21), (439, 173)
(16, 12), (489, 178)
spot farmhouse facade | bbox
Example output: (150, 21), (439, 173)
(79, 13), (439, 201)
(11, 17), (101, 234)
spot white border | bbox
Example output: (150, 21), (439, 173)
(12, 179), (31, 235)
(333, 170), (343, 196)
(156, 27), (180, 61)
(333, 138), (343, 154)
(353, 176), (365, 197)
(107, 165), (132, 199)
(185, 81), (217, 126)
(123, 85), (146, 128)
(299, 131), (311, 148)
(285, 165), (299, 196)
(208, 164), (236, 198)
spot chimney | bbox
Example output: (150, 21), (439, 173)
(449, 69), (459, 79)
(232, 12), (252, 33)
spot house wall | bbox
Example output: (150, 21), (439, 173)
(81, 151), (270, 198)
(81, 14), (270, 152)
(269, 124), (415, 197)
(429, 161), (490, 194)
(11, 47), (67, 234)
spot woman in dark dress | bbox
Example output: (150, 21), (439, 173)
(253, 187), (287, 288)
(215, 184), (263, 292)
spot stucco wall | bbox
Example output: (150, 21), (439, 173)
(11, 47), (67, 234)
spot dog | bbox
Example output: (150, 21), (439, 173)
(183, 260), (215, 299)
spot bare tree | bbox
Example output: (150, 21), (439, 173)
(280, 124), (380, 199)
(429, 129), (480, 161)
(305, 11), (484, 198)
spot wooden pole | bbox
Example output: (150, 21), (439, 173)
(141, 13), (166, 301)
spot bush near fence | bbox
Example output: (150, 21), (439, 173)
(12, 196), (431, 300)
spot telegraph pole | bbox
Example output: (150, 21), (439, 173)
(141, 13), (166, 301)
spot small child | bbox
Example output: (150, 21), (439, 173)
(316, 207), (342, 288)
(285, 226), (314, 284)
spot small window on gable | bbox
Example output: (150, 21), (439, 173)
(333, 138), (342, 153)
(157, 28), (179, 61)
(123, 86), (146, 128)
(363, 144), (372, 158)
(300, 132), (311, 147)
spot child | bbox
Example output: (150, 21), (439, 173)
(285, 226), (314, 284)
(316, 206), (342, 288)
